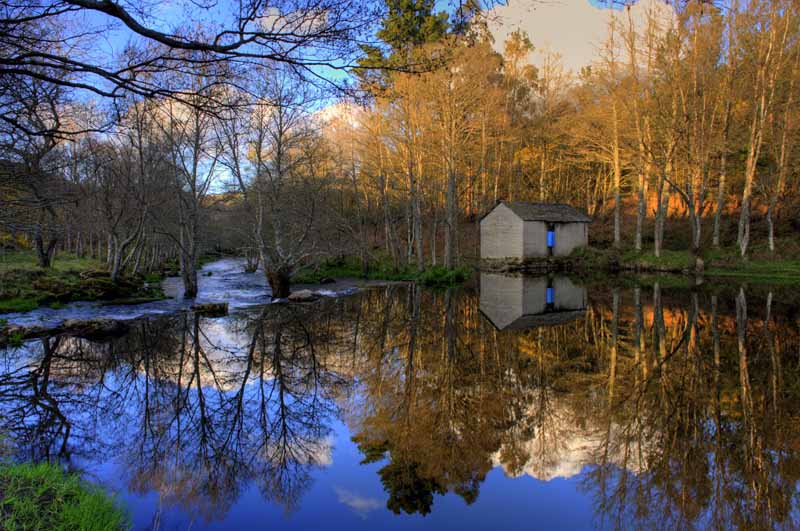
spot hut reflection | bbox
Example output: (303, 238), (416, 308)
(479, 273), (587, 330)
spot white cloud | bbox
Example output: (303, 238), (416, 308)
(334, 486), (383, 519)
(487, 0), (674, 72)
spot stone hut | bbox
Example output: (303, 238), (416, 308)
(480, 202), (591, 260)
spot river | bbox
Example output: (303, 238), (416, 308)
(0, 261), (798, 530)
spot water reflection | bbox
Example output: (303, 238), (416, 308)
(479, 273), (587, 330)
(0, 282), (799, 529)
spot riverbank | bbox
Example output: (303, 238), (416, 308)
(0, 251), (165, 314)
(0, 462), (127, 530)
(478, 242), (800, 285)
(569, 244), (800, 284)
(292, 256), (472, 287)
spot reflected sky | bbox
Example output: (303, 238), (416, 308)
(1, 278), (799, 530)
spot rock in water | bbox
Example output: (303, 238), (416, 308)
(192, 303), (229, 316)
(288, 289), (319, 302)
(319, 277), (336, 284)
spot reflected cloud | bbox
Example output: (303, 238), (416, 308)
(334, 487), (383, 519)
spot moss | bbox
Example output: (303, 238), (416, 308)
(0, 462), (128, 530)
(0, 252), (168, 314)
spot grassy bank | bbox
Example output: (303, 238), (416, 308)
(0, 251), (165, 314)
(571, 243), (800, 284)
(0, 462), (128, 530)
(293, 257), (472, 287)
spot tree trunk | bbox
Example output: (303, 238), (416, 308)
(380, 172), (399, 272)
(444, 166), (457, 269)
(635, 167), (646, 252)
(737, 7), (788, 258)
(179, 232), (198, 298)
(713, 157), (726, 248)
(654, 173), (666, 258)
(414, 194), (424, 272)
(34, 228), (56, 268)
(430, 214), (437, 267)
(244, 247), (260, 273)
(267, 269), (291, 299)
(182, 265), (198, 298)
(110, 235), (123, 282)
(612, 101), (622, 250)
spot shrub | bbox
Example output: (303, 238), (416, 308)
(8, 332), (23, 348)
(418, 266), (472, 286)
(143, 273), (163, 283)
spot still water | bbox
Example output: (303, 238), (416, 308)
(1, 270), (799, 530)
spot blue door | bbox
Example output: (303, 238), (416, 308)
(547, 230), (555, 248)
(546, 287), (554, 305)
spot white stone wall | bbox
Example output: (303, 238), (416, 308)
(553, 223), (588, 257)
(523, 220), (549, 258)
(480, 273), (548, 329)
(480, 204), (524, 259)
(480, 273), (587, 330)
(552, 276), (587, 310)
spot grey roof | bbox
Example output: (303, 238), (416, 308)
(480, 309), (586, 331)
(495, 202), (592, 223)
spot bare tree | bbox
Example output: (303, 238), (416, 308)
(156, 91), (221, 297)
(0, 74), (73, 267)
(0, 0), (380, 136)
(224, 68), (329, 298)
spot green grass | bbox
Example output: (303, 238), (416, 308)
(571, 244), (800, 284)
(0, 462), (128, 531)
(0, 298), (39, 314)
(0, 251), (102, 274)
(621, 249), (694, 270)
(292, 256), (472, 286)
(702, 246), (800, 279)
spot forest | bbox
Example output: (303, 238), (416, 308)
(1, 0), (799, 300)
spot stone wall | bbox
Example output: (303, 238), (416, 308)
(553, 223), (588, 257)
(480, 204), (523, 259)
(523, 220), (549, 258)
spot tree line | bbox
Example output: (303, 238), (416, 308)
(332, 0), (800, 271)
(2, 0), (799, 299)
